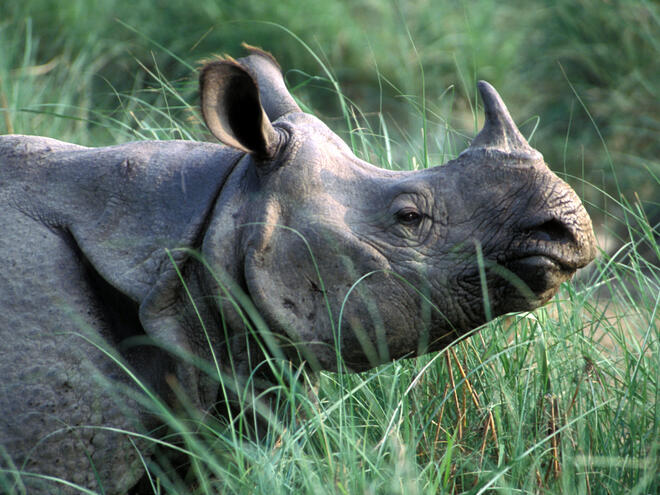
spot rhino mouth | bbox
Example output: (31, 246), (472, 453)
(505, 253), (576, 284)
(513, 215), (596, 268)
(497, 214), (594, 299)
(504, 253), (573, 295)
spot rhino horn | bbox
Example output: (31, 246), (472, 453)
(465, 81), (542, 161)
(238, 43), (302, 121)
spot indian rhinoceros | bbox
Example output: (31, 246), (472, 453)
(0, 46), (596, 494)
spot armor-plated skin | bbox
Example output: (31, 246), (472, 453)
(0, 46), (596, 493)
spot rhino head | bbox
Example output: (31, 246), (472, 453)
(198, 48), (597, 372)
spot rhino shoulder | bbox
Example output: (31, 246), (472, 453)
(1, 135), (241, 302)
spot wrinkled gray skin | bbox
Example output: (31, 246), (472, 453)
(0, 46), (596, 493)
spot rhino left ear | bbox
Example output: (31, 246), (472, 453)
(200, 59), (279, 159)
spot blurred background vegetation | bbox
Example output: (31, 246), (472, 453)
(1, 0), (658, 244)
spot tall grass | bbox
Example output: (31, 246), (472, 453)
(1, 2), (658, 494)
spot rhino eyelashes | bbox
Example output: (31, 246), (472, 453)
(395, 208), (423, 227)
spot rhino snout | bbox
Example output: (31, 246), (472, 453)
(497, 180), (597, 304)
(517, 211), (597, 271)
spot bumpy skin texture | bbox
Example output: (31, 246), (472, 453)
(0, 46), (596, 493)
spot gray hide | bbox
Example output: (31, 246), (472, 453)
(0, 46), (596, 494)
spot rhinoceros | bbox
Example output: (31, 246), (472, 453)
(0, 46), (596, 494)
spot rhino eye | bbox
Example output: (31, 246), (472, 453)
(396, 208), (422, 226)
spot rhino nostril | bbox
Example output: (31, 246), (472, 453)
(529, 218), (574, 244)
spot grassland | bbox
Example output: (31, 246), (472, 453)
(1, 1), (658, 493)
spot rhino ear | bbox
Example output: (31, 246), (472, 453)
(200, 59), (279, 159)
(237, 44), (302, 121)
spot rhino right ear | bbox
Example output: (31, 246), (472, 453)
(237, 44), (302, 121)
(200, 60), (279, 159)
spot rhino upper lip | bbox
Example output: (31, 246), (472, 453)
(505, 243), (582, 272)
